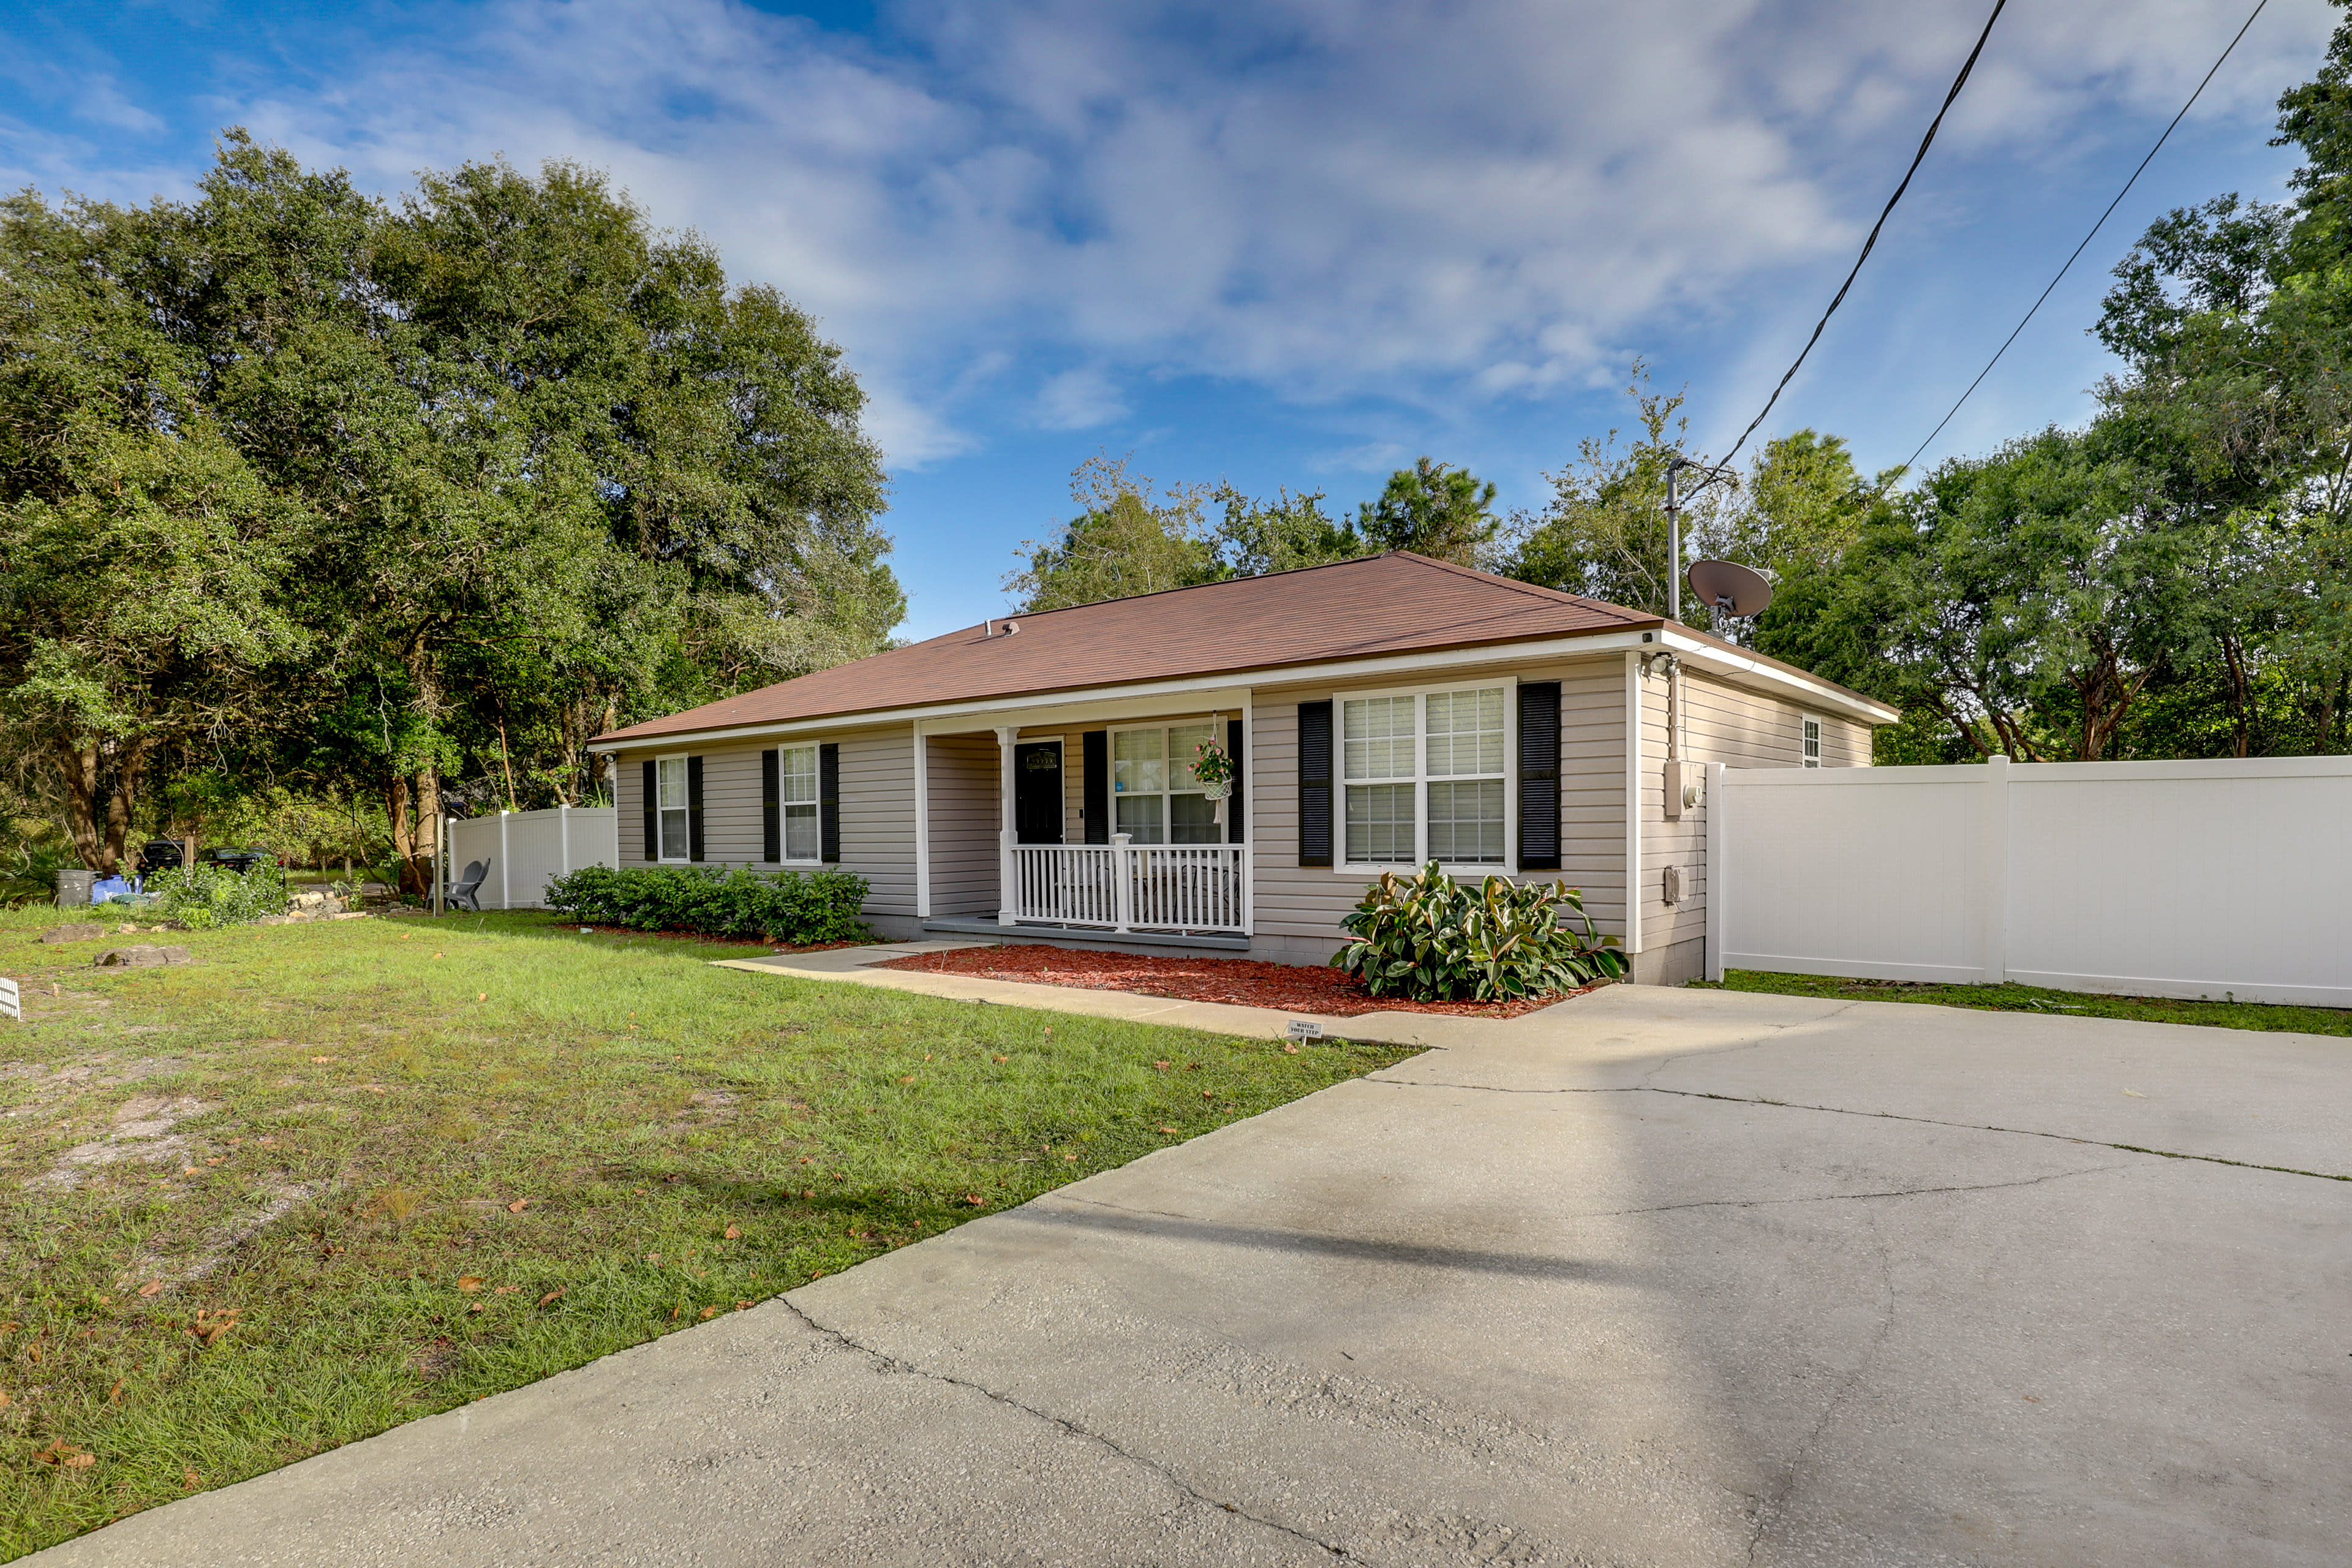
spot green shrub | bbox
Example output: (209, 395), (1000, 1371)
(1331, 861), (1626, 1002)
(543, 864), (871, 945)
(0, 826), (80, 909)
(148, 860), (292, 929)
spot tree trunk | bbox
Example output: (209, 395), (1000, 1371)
(104, 741), (146, 875)
(412, 767), (441, 897)
(388, 774), (418, 895)
(59, 742), (107, 873)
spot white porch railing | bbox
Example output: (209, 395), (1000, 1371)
(1007, 841), (1249, 933)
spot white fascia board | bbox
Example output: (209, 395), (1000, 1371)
(587, 626), (1885, 752)
(1654, 629), (1899, 725)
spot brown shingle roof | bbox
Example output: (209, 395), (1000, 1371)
(597, 551), (1662, 745)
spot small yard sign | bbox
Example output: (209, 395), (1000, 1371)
(0, 977), (20, 1022)
(1285, 1017), (1324, 1042)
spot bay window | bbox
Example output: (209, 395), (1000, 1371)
(1340, 683), (1510, 868)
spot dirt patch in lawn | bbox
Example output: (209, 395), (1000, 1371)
(875, 944), (1607, 1019)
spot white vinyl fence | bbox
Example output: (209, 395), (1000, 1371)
(1706, 755), (2352, 1007)
(442, 806), (619, 911)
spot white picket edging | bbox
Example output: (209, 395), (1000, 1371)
(441, 805), (620, 910)
(1710, 755), (2352, 1006)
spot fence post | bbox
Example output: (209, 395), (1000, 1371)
(1112, 833), (1134, 932)
(1980, 755), (2010, 984)
(434, 815), (446, 917)
(499, 810), (511, 912)
(559, 802), (571, 886)
(1703, 763), (1727, 982)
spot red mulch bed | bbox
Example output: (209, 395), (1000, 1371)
(874, 943), (1607, 1019)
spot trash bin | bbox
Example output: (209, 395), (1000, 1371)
(55, 869), (97, 908)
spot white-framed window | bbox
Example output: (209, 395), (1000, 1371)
(1801, 716), (1823, 768)
(1110, 720), (1222, 844)
(779, 744), (820, 861)
(1339, 682), (1512, 869)
(656, 755), (691, 861)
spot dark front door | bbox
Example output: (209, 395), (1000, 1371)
(1014, 740), (1065, 845)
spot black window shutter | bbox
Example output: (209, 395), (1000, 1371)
(1226, 717), (1246, 843)
(1518, 682), (1562, 870)
(641, 760), (658, 862)
(819, 743), (841, 863)
(761, 749), (781, 863)
(1082, 730), (1109, 844)
(1298, 700), (1333, 867)
(686, 756), (706, 862)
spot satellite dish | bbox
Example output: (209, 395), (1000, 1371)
(1686, 559), (1774, 618)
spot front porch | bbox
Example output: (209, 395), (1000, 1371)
(914, 695), (1253, 942)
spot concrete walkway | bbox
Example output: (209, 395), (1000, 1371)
(31, 982), (2352, 1567)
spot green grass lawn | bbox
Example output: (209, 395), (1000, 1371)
(0, 905), (1412, 1559)
(1696, 968), (2352, 1036)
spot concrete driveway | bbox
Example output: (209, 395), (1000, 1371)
(32, 984), (2351, 1567)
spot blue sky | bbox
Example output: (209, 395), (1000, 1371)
(4, 0), (2337, 638)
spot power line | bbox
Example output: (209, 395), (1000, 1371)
(1901, 0), (2272, 473)
(1709, 0), (2009, 481)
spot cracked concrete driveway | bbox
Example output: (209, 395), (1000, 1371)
(31, 984), (2351, 1567)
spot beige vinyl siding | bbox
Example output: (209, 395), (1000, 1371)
(1681, 673), (1871, 769)
(925, 731), (1001, 916)
(837, 728), (916, 914)
(609, 726), (917, 916)
(1634, 669), (1877, 968)
(1640, 666), (1704, 955)
(1248, 655), (1629, 953)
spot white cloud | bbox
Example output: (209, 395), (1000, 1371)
(12, 0), (2339, 465)
(1031, 366), (1131, 430)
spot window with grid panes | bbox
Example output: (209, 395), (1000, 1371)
(657, 756), (690, 861)
(1340, 685), (1507, 866)
(1111, 722), (1221, 844)
(779, 744), (820, 859)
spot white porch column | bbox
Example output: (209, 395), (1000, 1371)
(995, 725), (1018, 926)
(913, 721), (932, 919)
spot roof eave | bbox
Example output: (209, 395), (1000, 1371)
(592, 616), (1914, 751)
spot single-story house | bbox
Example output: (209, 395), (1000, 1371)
(589, 551), (1896, 983)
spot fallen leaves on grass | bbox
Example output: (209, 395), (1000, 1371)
(34, 1442), (94, 1469)
(506, 1198), (529, 1213)
(310, 1056), (337, 1065)
(699, 1306), (718, 1320)
(963, 1194), (985, 1206)
(456, 1275), (484, 1292)
(190, 1308), (241, 1347)
(137, 1280), (164, 1298)
(537, 1288), (567, 1306)
(723, 1225), (741, 1239)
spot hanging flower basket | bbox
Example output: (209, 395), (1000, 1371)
(1192, 736), (1237, 801)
